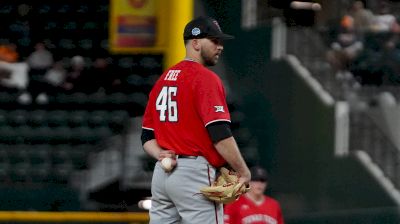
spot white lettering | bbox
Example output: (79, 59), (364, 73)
(164, 70), (181, 81)
(242, 214), (277, 224)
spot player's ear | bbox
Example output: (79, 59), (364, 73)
(192, 39), (201, 51)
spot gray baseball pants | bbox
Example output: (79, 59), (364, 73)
(149, 156), (223, 224)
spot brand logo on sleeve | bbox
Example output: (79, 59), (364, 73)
(214, 106), (225, 113)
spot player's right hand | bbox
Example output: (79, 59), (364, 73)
(158, 150), (176, 160)
(157, 150), (177, 169)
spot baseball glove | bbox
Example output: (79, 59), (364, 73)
(200, 167), (250, 204)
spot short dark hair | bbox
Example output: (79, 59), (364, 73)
(250, 166), (268, 182)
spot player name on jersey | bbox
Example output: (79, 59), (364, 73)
(164, 69), (181, 81)
(242, 214), (278, 224)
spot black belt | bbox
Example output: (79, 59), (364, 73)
(177, 155), (198, 159)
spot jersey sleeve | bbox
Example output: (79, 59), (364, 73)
(193, 71), (230, 127)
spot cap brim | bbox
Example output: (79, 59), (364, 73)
(211, 33), (235, 40)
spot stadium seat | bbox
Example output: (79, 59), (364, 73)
(117, 57), (135, 69)
(47, 110), (68, 127)
(28, 110), (47, 127)
(16, 125), (36, 144)
(7, 110), (28, 127)
(25, 126), (53, 144)
(108, 110), (129, 133)
(74, 92), (91, 106)
(0, 149), (8, 164)
(37, 4), (51, 14)
(54, 92), (87, 107)
(126, 74), (145, 88)
(30, 163), (51, 183)
(50, 126), (72, 144)
(71, 126), (96, 144)
(0, 110), (7, 127)
(0, 148), (10, 183)
(144, 74), (159, 88)
(0, 126), (19, 144)
(0, 92), (18, 107)
(0, 161), (10, 184)
(88, 92), (107, 108)
(52, 161), (74, 184)
(9, 162), (30, 183)
(78, 38), (93, 50)
(68, 110), (88, 128)
(69, 144), (91, 170)
(88, 110), (108, 128)
(28, 146), (51, 165)
(107, 92), (129, 107)
(128, 92), (148, 115)
(94, 126), (113, 141)
(52, 145), (71, 165)
(7, 144), (29, 164)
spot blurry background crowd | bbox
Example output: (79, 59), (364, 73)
(0, 0), (163, 212)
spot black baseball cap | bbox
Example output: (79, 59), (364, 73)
(250, 166), (268, 182)
(183, 17), (234, 40)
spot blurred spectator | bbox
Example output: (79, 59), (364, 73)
(23, 60), (69, 104)
(0, 61), (28, 93)
(378, 39), (400, 84)
(0, 43), (28, 93)
(224, 166), (284, 224)
(349, 1), (374, 34)
(61, 55), (87, 93)
(26, 42), (53, 71)
(29, 60), (68, 101)
(25, 42), (54, 104)
(326, 15), (363, 77)
(370, 4), (398, 33)
(44, 61), (67, 88)
(0, 43), (19, 63)
(350, 34), (400, 85)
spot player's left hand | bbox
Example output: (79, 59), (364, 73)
(200, 167), (250, 204)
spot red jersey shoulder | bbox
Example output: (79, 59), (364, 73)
(264, 195), (281, 207)
(149, 63), (182, 94)
(159, 60), (222, 84)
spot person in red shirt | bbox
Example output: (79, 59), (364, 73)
(224, 166), (284, 224)
(141, 17), (251, 224)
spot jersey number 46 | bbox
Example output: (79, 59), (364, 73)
(156, 86), (178, 122)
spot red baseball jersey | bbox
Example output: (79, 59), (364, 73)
(142, 60), (231, 167)
(224, 195), (284, 224)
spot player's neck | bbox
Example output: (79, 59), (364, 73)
(184, 57), (197, 62)
(184, 54), (204, 65)
(246, 192), (264, 205)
